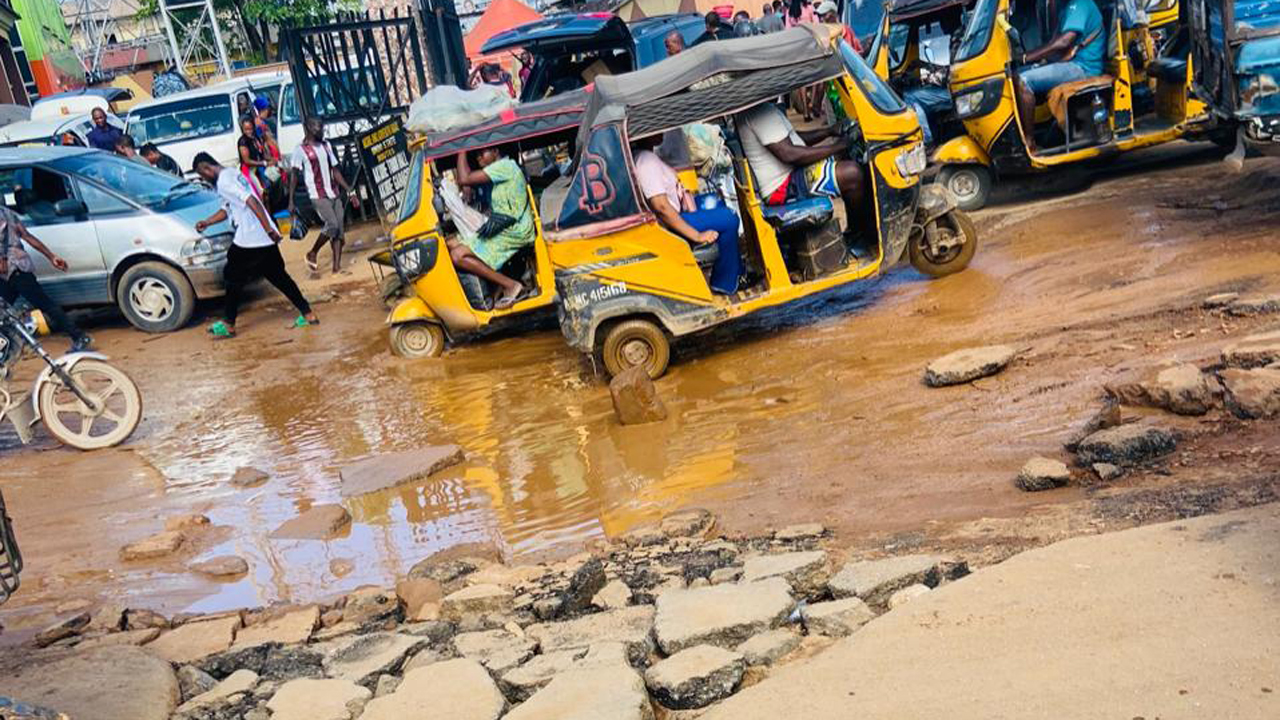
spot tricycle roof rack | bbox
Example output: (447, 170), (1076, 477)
(417, 87), (591, 161)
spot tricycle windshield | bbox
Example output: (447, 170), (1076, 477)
(398, 150), (425, 225)
(839, 40), (908, 113)
(954, 0), (998, 63)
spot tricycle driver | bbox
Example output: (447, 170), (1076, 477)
(1013, 0), (1106, 150)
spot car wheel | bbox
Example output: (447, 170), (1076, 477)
(600, 319), (670, 379)
(116, 261), (195, 333)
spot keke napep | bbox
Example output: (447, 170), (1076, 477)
(540, 25), (979, 379)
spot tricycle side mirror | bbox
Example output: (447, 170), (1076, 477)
(54, 199), (87, 217)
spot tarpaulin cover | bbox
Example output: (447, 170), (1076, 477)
(465, 0), (544, 58)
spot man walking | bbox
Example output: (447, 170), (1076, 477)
(0, 207), (92, 350)
(86, 108), (123, 153)
(758, 3), (784, 32)
(288, 117), (353, 275)
(192, 152), (317, 338)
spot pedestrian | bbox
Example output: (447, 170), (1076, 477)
(665, 29), (686, 56)
(287, 117), (354, 275)
(694, 11), (731, 45)
(252, 97), (280, 161)
(140, 143), (181, 175)
(85, 108), (122, 153)
(114, 134), (149, 165)
(191, 152), (317, 339)
(817, 0), (862, 52)
(733, 10), (758, 36)
(786, 0), (816, 27)
(758, 2), (785, 32)
(0, 206), (92, 351)
(238, 116), (272, 199)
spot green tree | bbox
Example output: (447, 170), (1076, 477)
(138, 0), (359, 61)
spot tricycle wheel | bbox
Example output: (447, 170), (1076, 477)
(601, 319), (670, 379)
(937, 164), (992, 212)
(910, 210), (978, 278)
(390, 322), (445, 358)
(37, 359), (142, 450)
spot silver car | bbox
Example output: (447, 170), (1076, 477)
(0, 147), (232, 332)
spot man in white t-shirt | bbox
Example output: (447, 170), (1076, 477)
(735, 103), (865, 242)
(288, 117), (353, 275)
(193, 152), (318, 339)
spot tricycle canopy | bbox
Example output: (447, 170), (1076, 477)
(417, 88), (591, 163)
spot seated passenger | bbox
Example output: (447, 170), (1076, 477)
(453, 148), (535, 309)
(633, 136), (741, 295)
(734, 103), (865, 243)
(1015, 0), (1106, 150)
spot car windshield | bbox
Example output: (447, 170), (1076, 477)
(954, 0), (998, 63)
(127, 96), (234, 145)
(51, 153), (196, 207)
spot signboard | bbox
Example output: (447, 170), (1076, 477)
(358, 117), (412, 224)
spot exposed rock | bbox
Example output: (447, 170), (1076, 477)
(741, 550), (828, 597)
(1106, 364), (1216, 415)
(709, 567), (743, 585)
(0, 646), (179, 720)
(888, 583), (932, 609)
(526, 605), (656, 666)
(774, 523), (825, 541)
(735, 628), (801, 666)
(1075, 423), (1177, 466)
(653, 577), (793, 654)
(230, 466), (270, 488)
(610, 365), (668, 425)
(269, 505), (352, 540)
(194, 641), (324, 682)
(441, 584), (513, 621)
(559, 557), (606, 616)
(313, 621), (359, 642)
(34, 611), (90, 647)
(1016, 456), (1071, 492)
(359, 659), (504, 720)
(395, 578), (444, 621)
(593, 579), (633, 609)
(660, 508), (715, 539)
(452, 628), (537, 672)
(189, 555), (249, 577)
(498, 649), (588, 702)
(89, 603), (127, 632)
(1222, 330), (1280, 368)
(401, 645), (451, 673)
(466, 563), (545, 589)
(177, 665), (218, 702)
(146, 615), (240, 664)
(1064, 399), (1122, 452)
(338, 445), (465, 497)
(321, 631), (426, 687)
(232, 606), (318, 649)
(400, 619), (457, 645)
(120, 530), (186, 561)
(1220, 367), (1280, 419)
(828, 554), (960, 606)
(1202, 292), (1239, 308)
(164, 513), (211, 533)
(406, 543), (502, 584)
(645, 645), (746, 710)
(533, 596), (565, 621)
(265, 678), (371, 720)
(75, 627), (162, 649)
(617, 524), (666, 547)
(177, 669), (258, 711)
(124, 608), (171, 630)
(1225, 293), (1280, 316)
(342, 587), (401, 626)
(504, 665), (653, 720)
(1093, 462), (1124, 481)
(803, 597), (876, 637)
(374, 674), (401, 697)
(924, 345), (1017, 387)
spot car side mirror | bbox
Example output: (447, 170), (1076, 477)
(54, 199), (87, 217)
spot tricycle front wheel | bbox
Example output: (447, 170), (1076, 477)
(910, 210), (978, 278)
(37, 359), (142, 450)
(390, 321), (445, 358)
(601, 319), (670, 379)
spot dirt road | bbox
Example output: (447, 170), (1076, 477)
(1, 144), (1278, 644)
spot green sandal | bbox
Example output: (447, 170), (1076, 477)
(290, 315), (310, 329)
(208, 321), (235, 338)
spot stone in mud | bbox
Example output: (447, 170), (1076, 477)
(395, 578), (444, 621)
(593, 579), (633, 610)
(76, 627), (163, 650)
(330, 558), (356, 577)
(709, 567), (743, 585)
(1093, 462), (1124, 481)
(504, 665), (653, 720)
(441, 584), (513, 621)
(189, 555), (249, 577)
(176, 668), (258, 712)
(34, 611), (90, 647)
(775, 523), (825, 541)
(266, 678), (371, 720)
(1222, 330), (1280, 368)
(269, 504), (351, 540)
(526, 605), (656, 666)
(653, 577), (793, 654)
(1063, 399), (1122, 452)
(0, 646), (179, 720)
(321, 631), (426, 687)
(1225, 293), (1280, 316)
(176, 665), (218, 702)
(741, 550), (829, 597)
(466, 563), (545, 589)
(803, 597), (876, 637)
(120, 530), (186, 561)
(645, 644), (746, 710)
(232, 606), (318, 649)
(342, 587), (401, 626)
(1220, 367), (1280, 419)
(146, 615), (241, 665)
(359, 659), (504, 720)
(735, 628), (801, 666)
(558, 557), (606, 616)
(610, 365), (668, 425)
(533, 596), (565, 621)
(1202, 292), (1239, 308)
(230, 466), (270, 488)
(452, 628), (537, 673)
(164, 513), (211, 533)
(888, 584), (932, 609)
(924, 345), (1017, 387)
(124, 608), (171, 630)
(498, 649), (589, 702)
(195, 641), (325, 682)
(661, 508), (716, 538)
(617, 523), (666, 547)
(1075, 423), (1177, 466)
(374, 674), (401, 697)
(828, 554), (960, 606)
(1106, 364), (1216, 416)
(338, 444), (465, 497)
(1016, 456), (1072, 492)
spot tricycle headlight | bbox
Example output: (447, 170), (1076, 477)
(955, 90), (985, 118)
(895, 143), (928, 177)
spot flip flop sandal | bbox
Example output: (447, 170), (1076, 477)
(208, 321), (236, 339)
(290, 315), (310, 329)
(305, 257), (319, 272)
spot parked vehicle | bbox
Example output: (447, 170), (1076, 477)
(0, 297), (141, 449)
(0, 110), (126, 148)
(1188, 0), (1280, 155)
(542, 27), (975, 378)
(0, 147), (234, 332)
(482, 13), (706, 102)
(387, 89), (589, 358)
(32, 87), (135, 118)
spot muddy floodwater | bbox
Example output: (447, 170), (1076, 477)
(2, 146), (1279, 639)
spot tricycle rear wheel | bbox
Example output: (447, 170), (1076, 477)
(390, 322), (445, 358)
(910, 210), (978, 278)
(601, 319), (670, 379)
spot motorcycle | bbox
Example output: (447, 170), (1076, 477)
(0, 298), (142, 450)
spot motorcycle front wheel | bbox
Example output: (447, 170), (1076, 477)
(37, 359), (142, 450)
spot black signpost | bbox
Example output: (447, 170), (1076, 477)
(358, 117), (412, 223)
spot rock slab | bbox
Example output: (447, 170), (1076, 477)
(321, 631), (425, 686)
(233, 605), (318, 649)
(441, 583), (513, 621)
(270, 504), (352, 540)
(266, 677), (371, 720)
(829, 554), (957, 606)
(527, 605), (656, 666)
(0, 646), (179, 720)
(610, 365), (668, 425)
(1222, 330), (1280, 368)
(1106, 364), (1216, 415)
(735, 628), (802, 666)
(925, 345), (1017, 387)
(1220, 367), (1280, 419)
(741, 550), (828, 596)
(1016, 456), (1071, 492)
(645, 644), (746, 709)
(189, 555), (249, 577)
(804, 597), (876, 637)
(504, 665), (654, 720)
(1075, 424), (1177, 466)
(120, 530), (185, 561)
(338, 444), (465, 497)
(653, 577), (793, 654)
(359, 659), (504, 720)
(453, 628), (537, 672)
(146, 615), (240, 664)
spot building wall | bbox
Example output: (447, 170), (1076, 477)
(12, 0), (86, 97)
(0, 0), (27, 105)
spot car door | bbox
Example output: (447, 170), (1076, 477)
(0, 164), (109, 306)
(276, 82), (304, 158)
